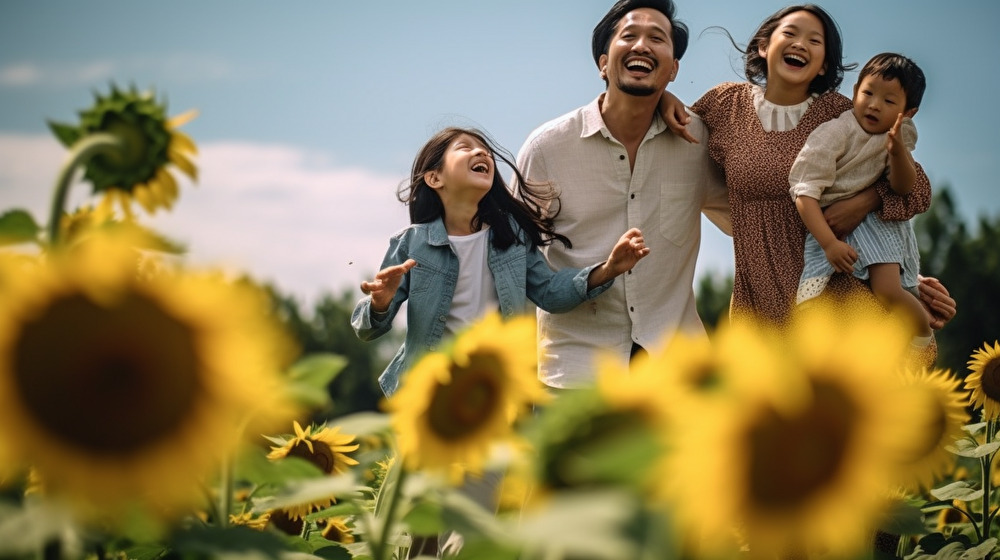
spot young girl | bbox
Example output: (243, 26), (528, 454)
(790, 52), (930, 342)
(658, 5), (954, 341)
(351, 127), (649, 396)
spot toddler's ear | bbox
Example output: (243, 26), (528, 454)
(904, 107), (919, 118)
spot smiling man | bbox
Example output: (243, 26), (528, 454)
(516, 0), (731, 389)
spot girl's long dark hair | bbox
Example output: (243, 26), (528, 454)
(398, 127), (571, 251)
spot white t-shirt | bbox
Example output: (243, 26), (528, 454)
(445, 226), (499, 338)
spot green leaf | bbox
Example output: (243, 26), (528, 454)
(171, 524), (309, 559)
(333, 411), (391, 435)
(311, 545), (353, 560)
(930, 480), (984, 502)
(945, 439), (1000, 458)
(0, 209), (41, 246)
(962, 538), (998, 560)
(47, 120), (81, 147)
(510, 489), (638, 560)
(304, 502), (365, 522)
(963, 422), (988, 436)
(402, 499), (445, 536)
(0, 501), (77, 556)
(285, 353), (348, 408)
(253, 474), (366, 514)
(878, 500), (928, 535)
(234, 446), (325, 487)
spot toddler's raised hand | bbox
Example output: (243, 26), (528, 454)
(361, 259), (416, 312)
(886, 113), (906, 156)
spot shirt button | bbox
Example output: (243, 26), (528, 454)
(630, 193), (635, 199)
(629, 306), (635, 312)
(619, 154), (625, 160)
(627, 270), (632, 274)
(439, 315), (446, 321)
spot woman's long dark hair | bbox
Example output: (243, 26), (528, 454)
(398, 127), (571, 251)
(708, 4), (855, 95)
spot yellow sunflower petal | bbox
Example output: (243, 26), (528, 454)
(965, 341), (1000, 420)
(168, 147), (198, 182)
(170, 129), (198, 155)
(167, 109), (199, 129)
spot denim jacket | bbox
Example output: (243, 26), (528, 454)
(351, 216), (612, 396)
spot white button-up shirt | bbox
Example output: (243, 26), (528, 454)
(516, 95), (731, 388)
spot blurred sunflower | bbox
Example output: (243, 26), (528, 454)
(964, 341), (1000, 420)
(266, 420), (360, 520)
(0, 232), (297, 521)
(386, 313), (548, 477)
(321, 516), (356, 544)
(894, 368), (970, 491)
(668, 298), (922, 559)
(48, 85), (198, 217)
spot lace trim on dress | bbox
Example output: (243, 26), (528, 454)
(751, 84), (819, 132)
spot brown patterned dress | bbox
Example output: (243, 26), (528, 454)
(691, 82), (932, 326)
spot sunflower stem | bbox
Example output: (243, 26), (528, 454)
(982, 419), (998, 541)
(47, 132), (123, 246)
(218, 456), (233, 529)
(373, 463), (408, 560)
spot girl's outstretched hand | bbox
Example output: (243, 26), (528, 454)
(607, 228), (650, 275)
(587, 228), (650, 288)
(361, 259), (416, 312)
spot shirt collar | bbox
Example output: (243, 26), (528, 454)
(580, 93), (668, 141)
(427, 217), (450, 246)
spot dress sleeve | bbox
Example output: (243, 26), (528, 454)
(876, 163), (931, 221)
(690, 83), (728, 126)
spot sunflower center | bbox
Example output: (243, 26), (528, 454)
(745, 379), (856, 511)
(12, 290), (201, 455)
(288, 440), (336, 474)
(425, 353), (503, 441)
(979, 358), (1000, 402)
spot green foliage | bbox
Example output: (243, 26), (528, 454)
(695, 270), (733, 331)
(270, 288), (402, 420)
(915, 186), (1000, 373)
(0, 209), (41, 246)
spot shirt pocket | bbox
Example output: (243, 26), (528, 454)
(659, 181), (699, 247)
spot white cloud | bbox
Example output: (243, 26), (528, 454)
(0, 64), (42, 87)
(0, 54), (240, 89)
(0, 133), (409, 304)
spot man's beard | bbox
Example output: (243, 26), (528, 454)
(617, 80), (658, 97)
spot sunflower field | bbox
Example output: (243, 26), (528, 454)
(1, 86), (999, 560)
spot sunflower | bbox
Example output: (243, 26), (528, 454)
(266, 420), (360, 520)
(964, 341), (1000, 420)
(321, 516), (356, 544)
(0, 232), (297, 522)
(893, 368), (970, 491)
(385, 313), (548, 477)
(48, 84), (198, 217)
(667, 297), (923, 559)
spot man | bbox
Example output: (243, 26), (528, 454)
(516, 0), (731, 388)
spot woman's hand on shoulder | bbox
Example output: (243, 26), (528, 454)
(658, 91), (698, 144)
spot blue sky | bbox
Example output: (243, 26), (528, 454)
(2, 1), (997, 304)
